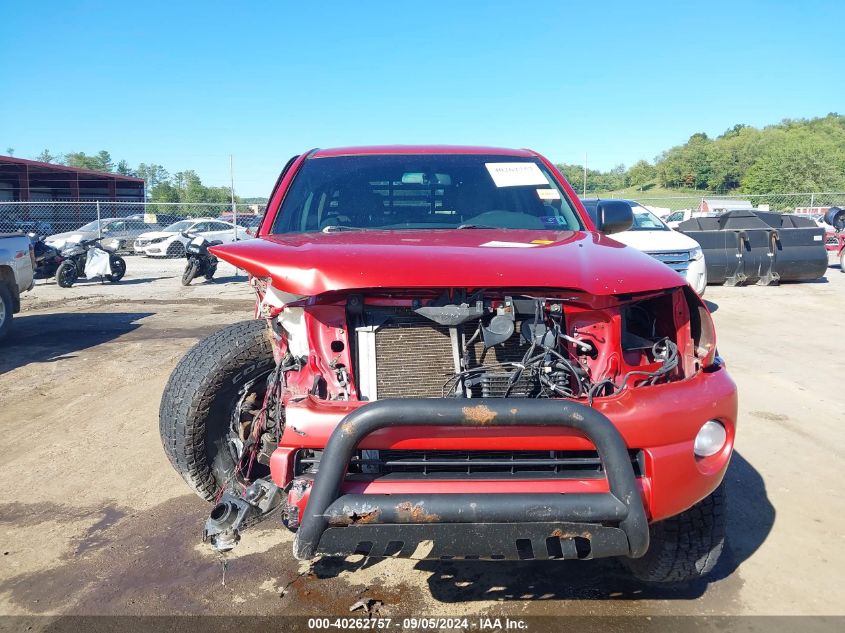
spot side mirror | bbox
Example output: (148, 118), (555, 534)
(595, 200), (634, 234)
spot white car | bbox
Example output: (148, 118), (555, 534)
(582, 199), (708, 295)
(134, 218), (248, 257)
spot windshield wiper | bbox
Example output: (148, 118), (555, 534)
(456, 223), (498, 230)
(321, 225), (366, 233)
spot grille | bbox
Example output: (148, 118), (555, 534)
(371, 309), (536, 398)
(346, 449), (645, 480)
(647, 250), (691, 275)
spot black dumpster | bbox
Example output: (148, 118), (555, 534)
(678, 210), (827, 286)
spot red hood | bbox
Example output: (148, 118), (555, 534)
(211, 229), (685, 297)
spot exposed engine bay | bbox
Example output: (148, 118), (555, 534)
(252, 281), (712, 408)
(358, 291), (680, 402)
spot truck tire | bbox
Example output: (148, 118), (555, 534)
(159, 319), (275, 501)
(825, 207), (845, 231)
(0, 283), (13, 341)
(624, 483), (726, 583)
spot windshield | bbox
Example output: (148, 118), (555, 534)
(272, 155), (582, 233)
(164, 220), (194, 232)
(581, 200), (668, 232)
(630, 205), (668, 231)
(76, 220), (108, 231)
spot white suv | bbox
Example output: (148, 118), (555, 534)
(582, 199), (707, 295)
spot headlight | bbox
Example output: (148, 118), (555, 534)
(694, 420), (727, 457)
(150, 237), (166, 244)
(689, 246), (704, 261)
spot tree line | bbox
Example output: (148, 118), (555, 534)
(27, 149), (242, 204)
(19, 113), (845, 201)
(556, 113), (845, 195)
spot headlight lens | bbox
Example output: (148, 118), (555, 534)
(150, 237), (166, 244)
(694, 420), (727, 457)
(689, 246), (704, 261)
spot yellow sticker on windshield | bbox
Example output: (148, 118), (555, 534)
(536, 188), (560, 200)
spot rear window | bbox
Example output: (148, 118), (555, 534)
(271, 154), (582, 233)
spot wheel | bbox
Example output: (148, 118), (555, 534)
(159, 319), (275, 501)
(106, 256), (126, 282)
(825, 207), (845, 231)
(0, 283), (13, 341)
(204, 261), (218, 281)
(166, 240), (186, 258)
(182, 260), (199, 286)
(624, 483), (726, 583)
(56, 261), (78, 288)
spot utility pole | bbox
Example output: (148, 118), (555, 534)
(230, 154), (237, 242)
(583, 152), (588, 196)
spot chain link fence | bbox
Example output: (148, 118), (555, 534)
(2, 194), (843, 239)
(610, 192), (845, 215)
(0, 200), (264, 236)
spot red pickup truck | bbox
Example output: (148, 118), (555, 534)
(160, 146), (737, 583)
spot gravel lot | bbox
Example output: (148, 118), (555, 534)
(0, 254), (843, 619)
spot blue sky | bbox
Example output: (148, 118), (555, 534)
(2, 1), (843, 196)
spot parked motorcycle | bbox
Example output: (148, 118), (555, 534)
(27, 233), (64, 279)
(55, 238), (127, 288)
(181, 232), (221, 286)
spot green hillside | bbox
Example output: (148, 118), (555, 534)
(557, 113), (845, 198)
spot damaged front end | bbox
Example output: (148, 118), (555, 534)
(202, 271), (727, 560)
(203, 479), (282, 552)
(253, 281), (714, 405)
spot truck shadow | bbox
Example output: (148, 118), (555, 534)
(0, 311), (152, 373)
(314, 451), (773, 602)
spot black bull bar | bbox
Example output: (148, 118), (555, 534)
(293, 399), (649, 561)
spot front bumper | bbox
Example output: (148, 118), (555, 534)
(293, 399), (650, 561)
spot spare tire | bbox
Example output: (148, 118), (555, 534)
(159, 319), (275, 501)
(824, 207), (845, 231)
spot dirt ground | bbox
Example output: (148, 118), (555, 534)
(0, 255), (843, 619)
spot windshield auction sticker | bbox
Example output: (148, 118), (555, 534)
(485, 162), (548, 187)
